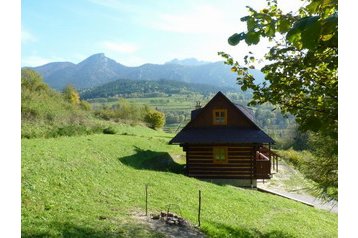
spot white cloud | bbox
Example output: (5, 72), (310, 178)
(21, 29), (37, 44)
(100, 41), (139, 53)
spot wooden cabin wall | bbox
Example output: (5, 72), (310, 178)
(185, 144), (257, 179)
(189, 96), (255, 128)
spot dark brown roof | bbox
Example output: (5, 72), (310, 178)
(169, 126), (275, 144)
(169, 91), (275, 145)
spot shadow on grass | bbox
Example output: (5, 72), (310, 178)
(118, 147), (185, 174)
(204, 221), (295, 238)
(22, 221), (164, 238)
(22, 223), (123, 238)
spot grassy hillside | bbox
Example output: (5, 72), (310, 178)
(22, 125), (337, 237)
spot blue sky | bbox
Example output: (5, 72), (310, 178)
(21, 0), (302, 67)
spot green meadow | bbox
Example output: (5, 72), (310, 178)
(22, 124), (337, 237)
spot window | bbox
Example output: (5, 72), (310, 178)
(213, 147), (228, 163)
(213, 109), (227, 125)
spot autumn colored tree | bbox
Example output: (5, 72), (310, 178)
(144, 110), (165, 129)
(63, 84), (80, 105)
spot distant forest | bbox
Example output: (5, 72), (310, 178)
(79, 79), (236, 99)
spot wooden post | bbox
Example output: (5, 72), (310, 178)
(198, 190), (202, 227)
(276, 155), (279, 173)
(145, 184), (148, 216)
(269, 143), (272, 169)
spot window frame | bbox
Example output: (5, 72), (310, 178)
(212, 109), (227, 125)
(213, 146), (228, 164)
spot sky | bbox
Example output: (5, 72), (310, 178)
(21, 0), (304, 67)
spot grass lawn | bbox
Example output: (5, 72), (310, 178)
(22, 125), (337, 237)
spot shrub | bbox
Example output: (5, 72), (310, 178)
(276, 148), (312, 170)
(144, 110), (165, 129)
(103, 127), (117, 134)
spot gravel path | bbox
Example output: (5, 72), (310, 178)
(257, 160), (338, 213)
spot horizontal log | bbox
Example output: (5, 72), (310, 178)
(228, 149), (253, 152)
(188, 174), (253, 178)
(188, 160), (252, 164)
(188, 155), (252, 159)
(189, 169), (252, 174)
(189, 168), (253, 172)
(229, 152), (254, 156)
(187, 148), (212, 151)
(187, 150), (212, 153)
(188, 163), (252, 167)
(188, 165), (252, 169)
(187, 154), (213, 157)
(228, 155), (252, 159)
(255, 175), (271, 179)
(189, 172), (253, 176)
(188, 161), (213, 164)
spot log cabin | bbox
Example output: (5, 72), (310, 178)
(169, 91), (276, 187)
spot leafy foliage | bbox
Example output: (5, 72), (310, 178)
(94, 98), (151, 124)
(144, 110), (166, 129)
(63, 84), (80, 105)
(277, 132), (338, 201)
(103, 126), (117, 134)
(219, 0), (338, 200)
(21, 69), (104, 138)
(219, 0), (338, 139)
(305, 132), (338, 200)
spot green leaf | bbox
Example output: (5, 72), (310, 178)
(301, 19), (321, 49)
(240, 16), (250, 22)
(306, 0), (321, 13)
(245, 31), (260, 45)
(286, 30), (302, 49)
(265, 21), (276, 37)
(286, 16), (320, 50)
(228, 32), (246, 46)
(321, 15), (337, 42)
(247, 18), (256, 31)
(277, 18), (291, 33)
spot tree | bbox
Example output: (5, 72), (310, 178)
(219, 0), (338, 200)
(63, 84), (80, 105)
(144, 110), (165, 129)
(219, 0), (337, 139)
(21, 68), (49, 93)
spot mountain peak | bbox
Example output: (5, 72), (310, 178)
(84, 53), (106, 61)
(78, 53), (115, 67)
(30, 53), (257, 90)
(91, 53), (105, 58)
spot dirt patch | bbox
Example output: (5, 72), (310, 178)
(131, 211), (206, 238)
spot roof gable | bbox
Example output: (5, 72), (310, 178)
(169, 91), (275, 145)
(186, 91), (259, 129)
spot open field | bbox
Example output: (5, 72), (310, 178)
(22, 124), (337, 237)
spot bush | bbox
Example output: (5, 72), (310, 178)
(144, 110), (165, 129)
(103, 127), (117, 134)
(276, 148), (313, 170)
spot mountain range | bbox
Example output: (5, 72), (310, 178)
(28, 53), (265, 90)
